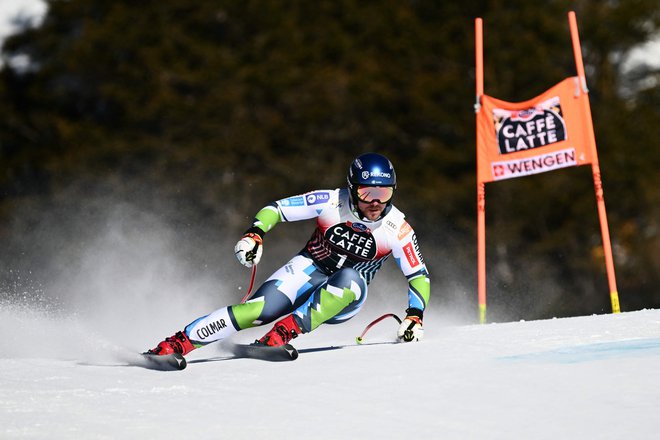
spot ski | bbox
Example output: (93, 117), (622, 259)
(229, 343), (299, 361)
(139, 352), (187, 371)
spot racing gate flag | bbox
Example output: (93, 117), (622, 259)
(474, 12), (620, 323)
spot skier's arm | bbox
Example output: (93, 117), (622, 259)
(235, 190), (337, 267)
(233, 205), (276, 267)
(247, 203), (283, 236)
(391, 222), (430, 342)
(397, 275), (429, 342)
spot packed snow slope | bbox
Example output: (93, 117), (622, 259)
(2, 305), (660, 439)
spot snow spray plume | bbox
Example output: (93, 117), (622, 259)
(1, 198), (243, 361)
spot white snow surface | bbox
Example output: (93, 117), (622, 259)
(2, 303), (660, 439)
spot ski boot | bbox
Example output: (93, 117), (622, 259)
(147, 331), (195, 356)
(256, 315), (302, 347)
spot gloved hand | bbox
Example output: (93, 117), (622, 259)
(397, 308), (424, 342)
(234, 231), (263, 267)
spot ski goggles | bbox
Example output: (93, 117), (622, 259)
(356, 185), (394, 203)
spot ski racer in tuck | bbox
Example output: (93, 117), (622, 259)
(147, 153), (430, 356)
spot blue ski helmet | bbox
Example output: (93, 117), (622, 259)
(347, 153), (397, 205)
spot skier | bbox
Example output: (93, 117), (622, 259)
(147, 152), (430, 356)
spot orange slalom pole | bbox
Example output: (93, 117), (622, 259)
(475, 18), (484, 99)
(591, 164), (620, 313)
(477, 183), (487, 323)
(568, 11), (620, 313)
(475, 18), (487, 323)
(568, 11), (588, 93)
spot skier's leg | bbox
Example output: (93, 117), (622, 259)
(256, 267), (368, 346)
(294, 267), (368, 332)
(227, 253), (328, 329)
(148, 254), (326, 354)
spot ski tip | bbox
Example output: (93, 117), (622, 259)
(172, 353), (187, 370)
(141, 352), (187, 371)
(284, 343), (299, 360)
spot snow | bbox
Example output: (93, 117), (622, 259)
(2, 301), (660, 439)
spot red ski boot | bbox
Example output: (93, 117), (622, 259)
(148, 331), (196, 356)
(256, 315), (302, 347)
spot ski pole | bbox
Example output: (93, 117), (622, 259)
(356, 313), (402, 344)
(239, 264), (258, 303)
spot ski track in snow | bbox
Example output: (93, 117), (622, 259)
(2, 308), (660, 439)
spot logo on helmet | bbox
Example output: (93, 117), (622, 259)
(361, 170), (392, 180)
(370, 171), (391, 178)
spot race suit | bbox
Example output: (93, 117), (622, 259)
(183, 188), (430, 346)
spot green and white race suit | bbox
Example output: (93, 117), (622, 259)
(183, 187), (430, 346)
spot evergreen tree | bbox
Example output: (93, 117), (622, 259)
(0, 0), (657, 319)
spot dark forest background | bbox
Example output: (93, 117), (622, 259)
(0, 0), (658, 322)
